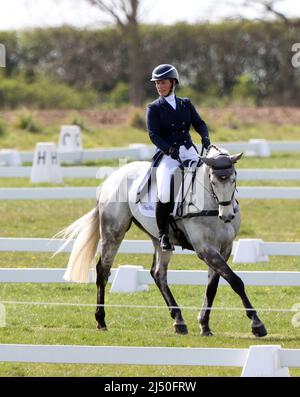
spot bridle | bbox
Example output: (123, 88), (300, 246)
(209, 170), (237, 207)
(205, 146), (237, 207)
(172, 146), (239, 221)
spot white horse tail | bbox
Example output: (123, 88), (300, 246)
(53, 207), (100, 283)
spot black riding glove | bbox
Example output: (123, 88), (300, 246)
(202, 136), (211, 149)
(168, 147), (180, 160)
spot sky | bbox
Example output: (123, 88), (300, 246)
(0, 0), (299, 30)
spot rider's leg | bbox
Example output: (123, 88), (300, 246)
(156, 155), (178, 251)
(179, 145), (200, 162)
(155, 200), (173, 250)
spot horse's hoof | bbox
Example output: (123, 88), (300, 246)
(97, 324), (108, 331)
(252, 323), (267, 337)
(173, 323), (188, 335)
(201, 329), (213, 337)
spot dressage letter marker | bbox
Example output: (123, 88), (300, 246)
(58, 125), (82, 153)
(30, 142), (63, 184)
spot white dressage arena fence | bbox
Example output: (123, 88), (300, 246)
(1, 266), (300, 289)
(1, 238), (300, 287)
(1, 237), (300, 261)
(2, 140), (300, 166)
(1, 186), (300, 200)
(1, 166), (300, 181)
(0, 343), (299, 376)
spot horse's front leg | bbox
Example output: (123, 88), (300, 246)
(150, 243), (188, 334)
(198, 267), (220, 336)
(199, 245), (233, 336)
(199, 246), (267, 337)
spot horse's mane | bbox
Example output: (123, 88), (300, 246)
(206, 145), (229, 159)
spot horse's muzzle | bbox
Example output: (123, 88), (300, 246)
(219, 214), (235, 223)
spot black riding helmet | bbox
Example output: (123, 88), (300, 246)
(150, 64), (179, 84)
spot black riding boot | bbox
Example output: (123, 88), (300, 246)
(156, 200), (174, 251)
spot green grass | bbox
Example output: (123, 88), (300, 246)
(0, 112), (299, 151)
(238, 181), (300, 186)
(1, 177), (300, 188)
(209, 124), (300, 142)
(0, 125), (148, 151)
(0, 199), (299, 241)
(0, 178), (101, 188)
(0, 283), (299, 376)
(236, 152), (300, 169)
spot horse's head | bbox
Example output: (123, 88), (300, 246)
(200, 147), (243, 223)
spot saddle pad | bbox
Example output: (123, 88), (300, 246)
(135, 160), (202, 219)
(137, 182), (157, 218)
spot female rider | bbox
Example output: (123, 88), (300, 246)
(146, 64), (211, 251)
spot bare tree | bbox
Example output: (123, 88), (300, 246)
(239, 0), (290, 25)
(88, 0), (146, 105)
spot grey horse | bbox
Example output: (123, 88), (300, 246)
(55, 145), (267, 337)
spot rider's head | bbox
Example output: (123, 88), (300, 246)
(150, 64), (179, 97)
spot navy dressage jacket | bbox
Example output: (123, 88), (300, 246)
(146, 95), (209, 155)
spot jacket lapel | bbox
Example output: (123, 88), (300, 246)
(158, 96), (176, 114)
(158, 96), (186, 123)
(175, 97), (185, 118)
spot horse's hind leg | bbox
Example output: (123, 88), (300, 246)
(150, 239), (188, 335)
(95, 256), (109, 330)
(199, 267), (220, 336)
(95, 204), (132, 331)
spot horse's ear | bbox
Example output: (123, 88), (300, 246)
(230, 152), (243, 163)
(199, 157), (216, 167)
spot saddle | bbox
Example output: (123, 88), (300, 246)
(136, 158), (203, 220)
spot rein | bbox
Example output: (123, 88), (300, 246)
(173, 148), (238, 219)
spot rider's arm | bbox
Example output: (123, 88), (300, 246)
(146, 105), (172, 154)
(187, 99), (209, 139)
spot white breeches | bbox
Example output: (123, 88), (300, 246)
(156, 145), (199, 203)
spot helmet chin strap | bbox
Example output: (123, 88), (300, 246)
(164, 80), (176, 97)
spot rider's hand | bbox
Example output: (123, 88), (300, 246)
(202, 136), (211, 149)
(168, 147), (180, 160)
(201, 136), (211, 149)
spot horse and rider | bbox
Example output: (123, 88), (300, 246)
(55, 64), (267, 338)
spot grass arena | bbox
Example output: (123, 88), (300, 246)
(0, 111), (300, 376)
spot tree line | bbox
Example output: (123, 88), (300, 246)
(0, 20), (300, 107)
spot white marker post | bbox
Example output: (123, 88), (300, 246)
(0, 149), (21, 166)
(0, 43), (5, 68)
(0, 304), (6, 328)
(30, 142), (63, 184)
(58, 125), (83, 163)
